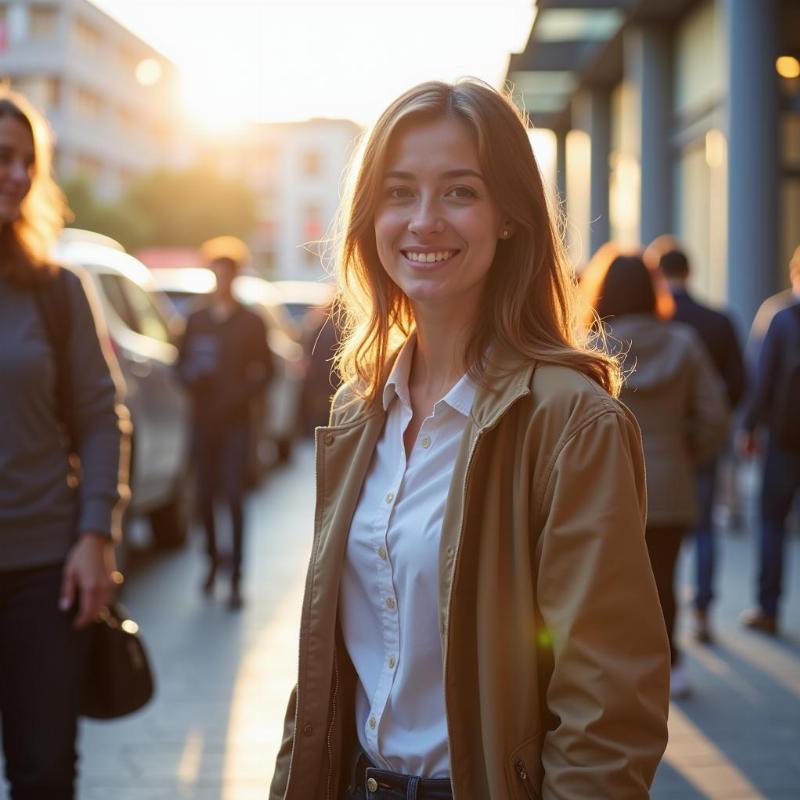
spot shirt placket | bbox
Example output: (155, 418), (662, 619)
(364, 402), (409, 760)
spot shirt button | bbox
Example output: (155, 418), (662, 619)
(446, 545), (455, 557)
(367, 777), (379, 792)
(324, 433), (335, 446)
(385, 597), (396, 610)
(378, 546), (387, 560)
(385, 492), (394, 503)
(421, 436), (431, 449)
(388, 656), (396, 668)
(369, 715), (377, 729)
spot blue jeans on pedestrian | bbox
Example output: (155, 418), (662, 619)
(758, 438), (800, 617)
(0, 562), (88, 800)
(195, 423), (249, 582)
(692, 459), (719, 612)
(342, 750), (453, 800)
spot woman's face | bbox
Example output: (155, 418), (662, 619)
(0, 116), (34, 224)
(373, 115), (506, 320)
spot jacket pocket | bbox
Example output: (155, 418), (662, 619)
(507, 734), (543, 800)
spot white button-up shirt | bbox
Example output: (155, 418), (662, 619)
(339, 336), (475, 779)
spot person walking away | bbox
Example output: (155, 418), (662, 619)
(740, 246), (800, 635)
(0, 89), (130, 800)
(660, 247), (746, 642)
(588, 249), (730, 698)
(270, 79), (669, 800)
(177, 237), (273, 609)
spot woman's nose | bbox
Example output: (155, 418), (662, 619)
(407, 198), (444, 235)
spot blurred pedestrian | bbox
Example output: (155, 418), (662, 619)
(660, 247), (746, 642)
(587, 248), (730, 698)
(177, 237), (273, 609)
(270, 79), (669, 800)
(0, 89), (130, 800)
(740, 244), (800, 636)
(299, 304), (341, 434)
(746, 245), (800, 373)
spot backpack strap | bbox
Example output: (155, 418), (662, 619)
(34, 268), (77, 454)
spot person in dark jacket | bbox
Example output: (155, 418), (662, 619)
(0, 89), (130, 800)
(660, 247), (745, 642)
(177, 237), (273, 608)
(740, 250), (800, 636)
(588, 248), (730, 698)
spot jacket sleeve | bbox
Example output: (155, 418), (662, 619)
(67, 270), (131, 540)
(686, 331), (731, 463)
(720, 315), (746, 409)
(269, 684), (298, 800)
(741, 312), (784, 433)
(536, 407), (670, 800)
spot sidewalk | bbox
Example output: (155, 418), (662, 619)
(13, 444), (799, 798)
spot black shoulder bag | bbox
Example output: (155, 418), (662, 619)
(34, 269), (155, 719)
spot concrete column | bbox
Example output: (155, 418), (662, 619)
(555, 127), (567, 210)
(724, 0), (779, 328)
(572, 88), (610, 254)
(624, 25), (673, 246)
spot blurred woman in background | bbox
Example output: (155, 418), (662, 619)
(585, 248), (729, 698)
(0, 89), (129, 799)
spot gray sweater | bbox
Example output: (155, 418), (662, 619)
(0, 268), (129, 570)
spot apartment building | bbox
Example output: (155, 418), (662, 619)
(0, 0), (179, 199)
(201, 118), (361, 281)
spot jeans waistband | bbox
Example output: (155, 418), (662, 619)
(352, 750), (453, 799)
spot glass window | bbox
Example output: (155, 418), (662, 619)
(97, 274), (137, 331)
(302, 150), (322, 176)
(29, 5), (58, 40)
(120, 280), (171, 344)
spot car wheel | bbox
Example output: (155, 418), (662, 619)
(149, 475), (191, 549)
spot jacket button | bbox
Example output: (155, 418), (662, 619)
(302, 723), (313, 736)
(324, 433), (335, 446)
(367, 777), (378, 792)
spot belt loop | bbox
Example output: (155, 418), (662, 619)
(407, 775), (419, 800)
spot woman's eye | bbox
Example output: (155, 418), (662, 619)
(386, 186), (413, 200)
(447, 186), (477, 199)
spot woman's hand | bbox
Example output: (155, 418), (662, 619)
(60, 533), (117, 628)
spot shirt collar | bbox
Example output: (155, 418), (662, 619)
(382, 334), (476, 418)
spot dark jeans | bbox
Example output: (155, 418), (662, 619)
(343, 750), (453, 800)
(645, 525), (686, 666)
(757, 438), (800, 617)
(195, 423), (249, 583)
(0, 563), (88, 800)
(692, 459), (719, 612)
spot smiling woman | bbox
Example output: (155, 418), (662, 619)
(269, 79), (671, 800)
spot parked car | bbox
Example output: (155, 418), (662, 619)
(53, 232), (192, 555)
(150, 268), (305, 464)
(272, 279), (335, 332)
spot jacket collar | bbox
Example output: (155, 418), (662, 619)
(329, 342), (536, 433)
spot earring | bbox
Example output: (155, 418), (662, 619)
(501, 228), (510, 239)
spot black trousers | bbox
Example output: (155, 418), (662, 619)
(195, 423), (249, 582)
(645, 525), (686, 666)
(0, 563), (88, 800)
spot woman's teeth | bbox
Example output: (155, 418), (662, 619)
(404, 250), (456, 263)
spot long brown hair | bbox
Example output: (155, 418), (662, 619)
(332, 78), (621, 404)
(0, 88), (70, 288)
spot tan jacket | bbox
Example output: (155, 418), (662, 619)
(270, 351), (670, 800)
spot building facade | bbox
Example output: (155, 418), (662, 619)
(0, 0), (179, 199)
(507, 0), (800, 330)
(200, 118), (361, 281)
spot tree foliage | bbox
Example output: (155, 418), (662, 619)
(62, 167), (259, 251)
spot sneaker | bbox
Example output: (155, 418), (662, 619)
(694, 609), (713, 644)
(670, 663), (691, 700)
(739, 608), (777, 636)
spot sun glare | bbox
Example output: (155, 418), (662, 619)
(93, 0), (536, 127)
